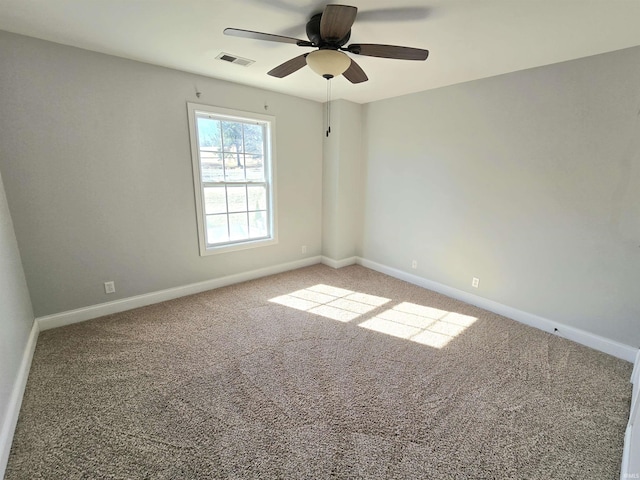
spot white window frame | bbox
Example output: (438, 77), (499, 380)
(187, 102), (277, 256)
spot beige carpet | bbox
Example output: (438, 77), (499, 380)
(6, 264), (633, 479)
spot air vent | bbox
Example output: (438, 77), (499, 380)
(216, 52), (255, 67)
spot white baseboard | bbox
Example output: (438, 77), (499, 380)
(632, 349), (640, 401)
(37, 256), (322, 331)
(356, 257), (638, 363)
(621, 349), (640, 479)
(321, 256), (357, 269)
(0, 321), (39, 480)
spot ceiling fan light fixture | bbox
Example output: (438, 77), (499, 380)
(306, 50), (351, 79)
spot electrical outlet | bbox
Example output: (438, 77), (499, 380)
(301, 245), (307, 254)
(472, 277), (480, 288)
(411, 260), (418, 269)
(104, 281), (115, 294)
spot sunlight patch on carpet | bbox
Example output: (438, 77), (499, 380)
(270, 285), (476, 347)
(360, 303), (477, 348)
(269, 284), (391, 322)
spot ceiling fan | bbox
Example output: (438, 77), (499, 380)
(224, 4), (429, 84)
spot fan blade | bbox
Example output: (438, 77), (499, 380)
(320, 5), (358, 42)
(343, 59), (368, 84)
(357, 7), (431, 23)
(347, 44), (429, 61)
(267, 54), (308, 78)
(224, 28), (309, 45)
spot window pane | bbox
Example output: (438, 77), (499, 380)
(206, 214), (229, 244)
(227, 185), (247, 213)
(201, 152), (223, 182)
(243, 124), (264, 154)
(245, 154), (264, 181)
(222, 121), (243, 153)
(249, 211), (268, 238)
(197, 117), (221, 151)
(203, 186), (227, 214)
(224, 152), (245, 181)
(247, 185), (267, 211)
(229, 213), (248, 241)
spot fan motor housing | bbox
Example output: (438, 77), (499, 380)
(306, 13), (350, 48)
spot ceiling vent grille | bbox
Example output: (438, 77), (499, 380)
(216, 52), (254, 67)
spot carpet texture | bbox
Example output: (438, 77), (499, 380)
(6, 264), (633, 479)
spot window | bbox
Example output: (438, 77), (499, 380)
(187, 103), (277, 255)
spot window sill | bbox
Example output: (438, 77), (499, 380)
(200, 237), (278, 256)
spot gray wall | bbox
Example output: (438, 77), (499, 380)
(0, 168), (34, 468)
(362, 46), (640, 347)
(0, 31), (323, 317)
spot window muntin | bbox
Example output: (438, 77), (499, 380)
(188, 103), (276, 255)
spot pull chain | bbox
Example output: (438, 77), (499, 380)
(326, 77), (332, 137)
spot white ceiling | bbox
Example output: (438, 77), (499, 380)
(1, 0), (640, 104)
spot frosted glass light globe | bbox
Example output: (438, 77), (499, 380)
(306, 50), (351, 78)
